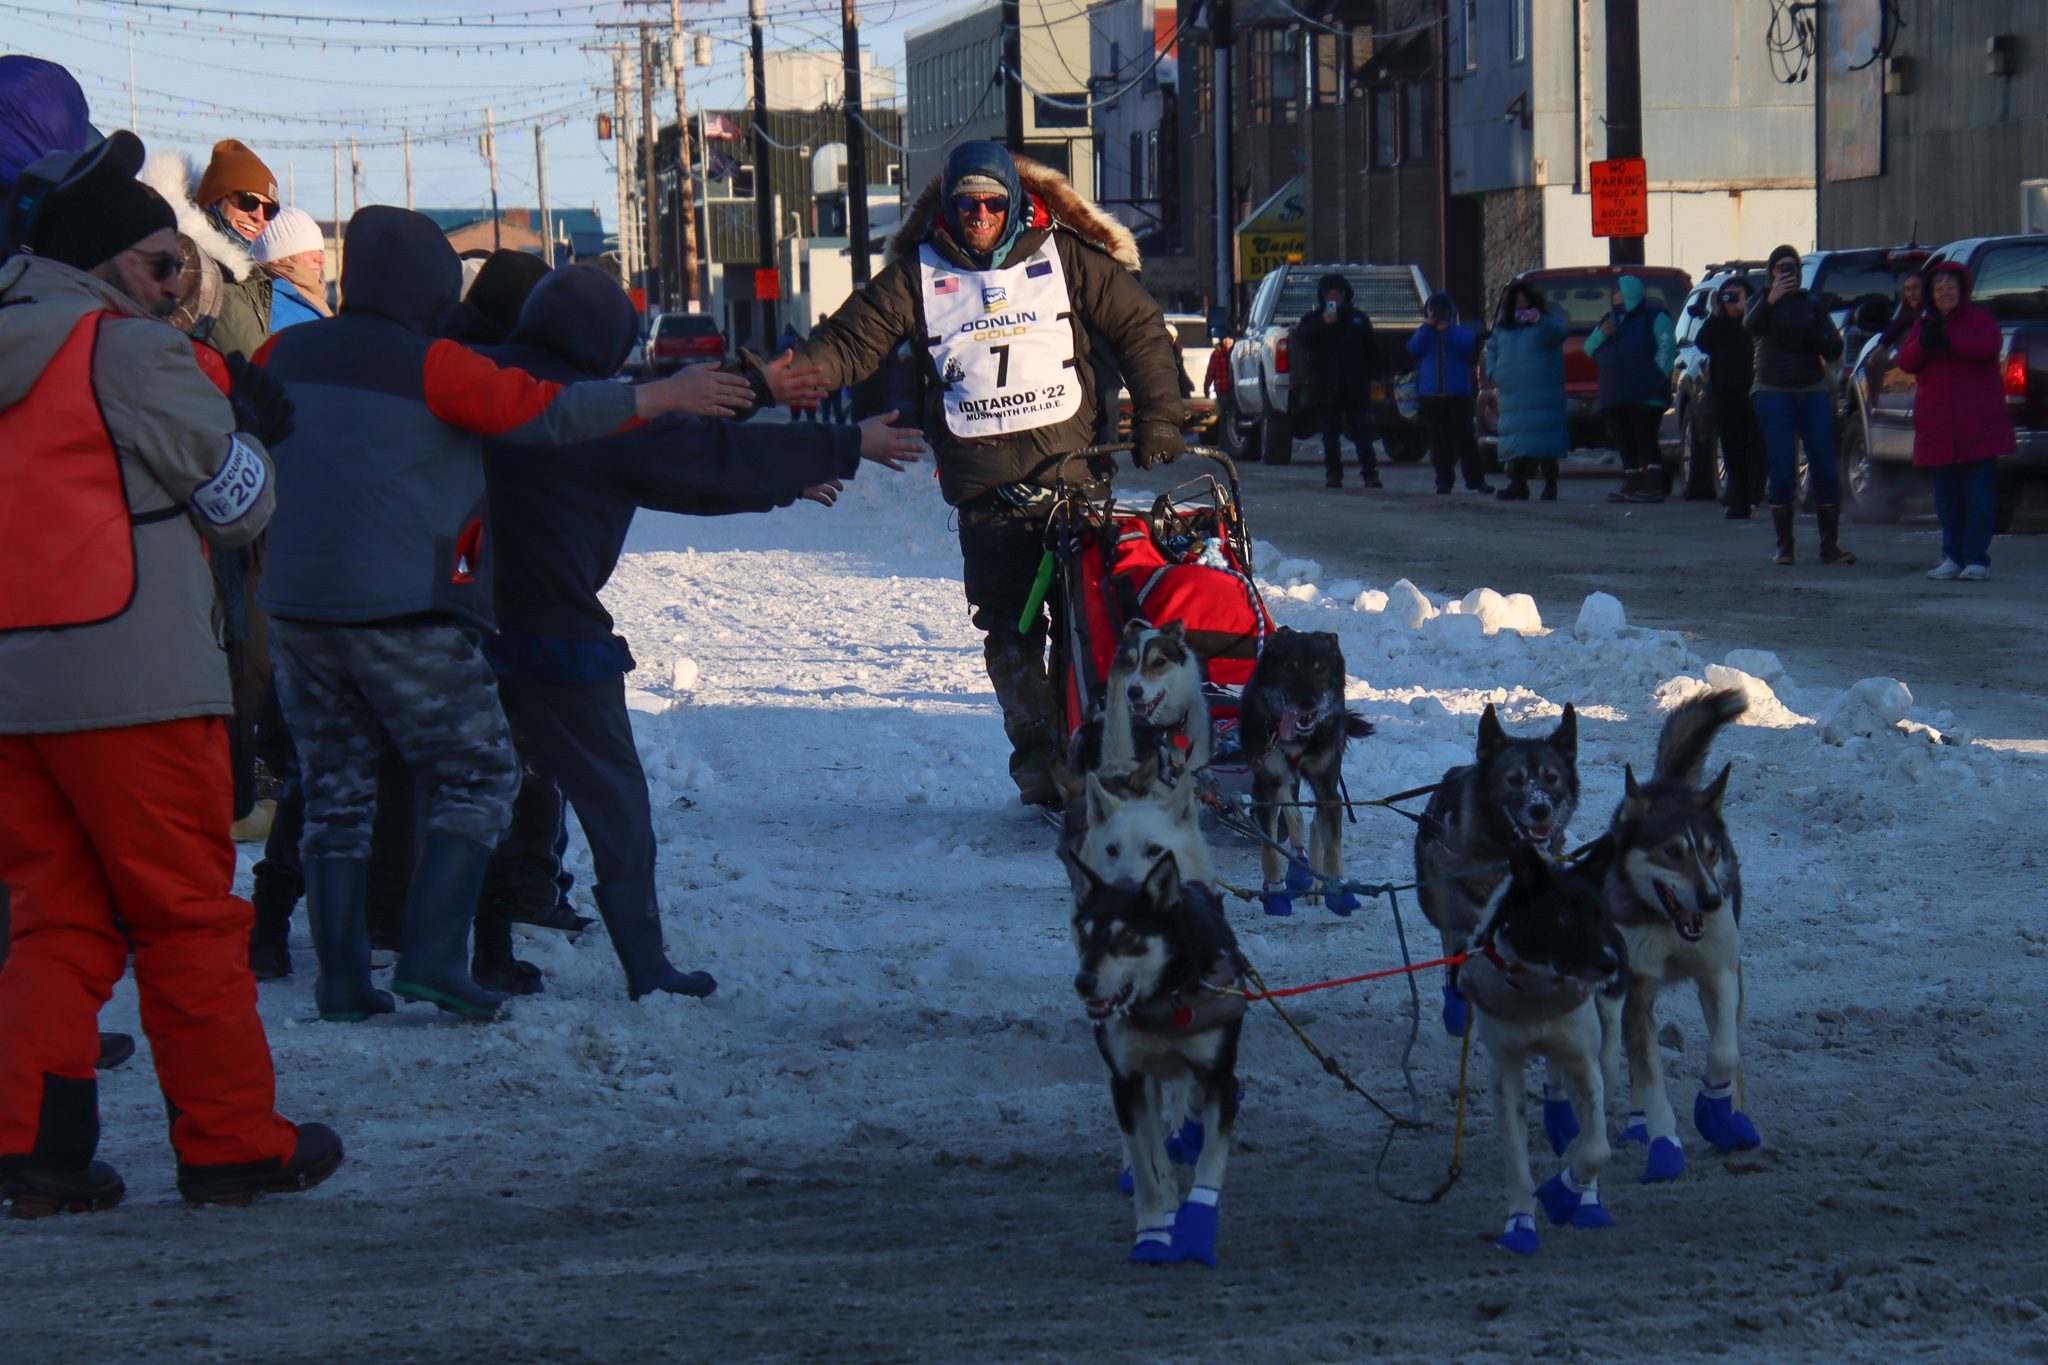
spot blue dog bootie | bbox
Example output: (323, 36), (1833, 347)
(1440, 980), (1468, 1037)
(1325, 889), (1362, 916)
(1260, 881), (1294, 917)
(1537, 1169), (1615, 1230)
(1542, 1083), (1579, 1157)
(1116, 1164), (1134, 1195)
(1284, 849), (1315, 897)
(1641, 1136), (1685, 1183)
(1164, 1110), (1204, 1166)
(1495, 1212), (1539, 1255)
(1693, 1081), (1762, 1154)
(1617, 1111), (1649, 1146)
(1168, 1186), (1220, 1267)
(1128, 1221), (1176, 1265)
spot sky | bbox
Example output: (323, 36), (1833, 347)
(7, 0), (972, 226)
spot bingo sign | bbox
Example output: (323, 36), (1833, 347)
(1589, 157), (1648, 239)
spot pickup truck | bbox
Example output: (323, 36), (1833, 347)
(1220, 262), (1431, 465)
(1839, 233), (2047, 530)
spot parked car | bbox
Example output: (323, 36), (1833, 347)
(1840, 233), (2047, 529)
(1476, 265), (1691, 471)
(1221, 261), (1432, 465)
(646, 311), (725, 376)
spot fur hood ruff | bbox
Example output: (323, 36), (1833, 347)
(139, 150), (257, 282)
(886, 154), (1139, 273)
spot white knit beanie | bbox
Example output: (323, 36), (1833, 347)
(251, 206), (324, 262)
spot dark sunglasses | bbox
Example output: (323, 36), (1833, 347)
(230, 191), (278, 220)
(133, 249), (185, 283)
(952, 194), (1009, 219)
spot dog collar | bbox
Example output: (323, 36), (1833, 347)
(1475, 936), (1534, 990)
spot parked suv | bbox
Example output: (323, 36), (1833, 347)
(1841, 233), (2047, 529)
(1476, 265), (1690, 470)
(1222, 262), (1431, 464)
(646, 311), (725, 376)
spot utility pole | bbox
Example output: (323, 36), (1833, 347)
(1210, 0), (1234, 317)
(126, 26), (137, 130)
(1603, 0), (1645, 266)
(331, 142), (342, 275)
(348, 135), (360, 221)
(484, 107), (503, 252)
(749, 0), (775, 346)
(535, 124), (555, 267)
(1001, 0), (1023, 148)
(403, 127), (414, 210)
(841, 0), (872, 288)
(288, 163), (295, 206)
(671, 0), (701, 307)
(639, 22), (662, 303)
(606, 50), (636, 285)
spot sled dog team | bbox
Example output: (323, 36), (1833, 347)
(1058, 619), (1761, 1264)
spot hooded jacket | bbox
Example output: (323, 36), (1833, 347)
(137, 150), (272, 359)
(1895, 262), (2017, 468)
(1293, 272), (1378, 406)
(475, 265), (862, 679)
(255, 207), (641, 631)
(0, 254), (274, 733)
(1743, 264), (1843, 392)
(1406, 292), (1476, 398)
(1484, 285), (1569, 461)
(0, 56), (91, 196)
(791, 142), (1183, 506)
(1584, 274), (1676, 410)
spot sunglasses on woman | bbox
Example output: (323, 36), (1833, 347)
(230, 191), (278, 220)
(951, 194), (1009, 220)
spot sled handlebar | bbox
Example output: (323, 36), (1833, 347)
(1061, 443), (1239, 486)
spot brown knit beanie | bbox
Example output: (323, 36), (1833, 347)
(195, 139), (278, 208)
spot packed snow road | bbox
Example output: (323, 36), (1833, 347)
(10, 455), (2045, 1363)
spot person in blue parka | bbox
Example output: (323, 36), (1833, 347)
(1484, 279), (1569, 501)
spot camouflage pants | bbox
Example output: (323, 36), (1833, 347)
(269, 619), (519, 860)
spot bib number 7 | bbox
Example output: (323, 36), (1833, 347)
(989, 342), (1010, 389)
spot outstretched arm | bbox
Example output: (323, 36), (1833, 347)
(790, 259), (924, 394)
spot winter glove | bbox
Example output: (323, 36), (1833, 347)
(224, 352), (294, 447)
(1917, 309), (1948, 352)
(1132, 419), (1185, 470)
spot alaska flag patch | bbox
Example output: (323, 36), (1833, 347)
(1026, 260), (1053, 279)
(933, 276), (960, 295)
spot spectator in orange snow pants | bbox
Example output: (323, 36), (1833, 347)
(0, 132), (338, 1216)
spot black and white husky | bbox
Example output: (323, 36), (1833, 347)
(1415, 703), (1579, 1036)
(1237, 629), (1374, 917)
(1100, 619), (1212, 777)
(1066, 850), (1244, 1269)
(1603, 688), (1758, 1182)
(1462, 838), (1624, 1255)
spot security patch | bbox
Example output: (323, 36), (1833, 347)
(190, 436), (267, 526)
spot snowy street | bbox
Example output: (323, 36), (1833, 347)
(13, 456), (2047, 1362)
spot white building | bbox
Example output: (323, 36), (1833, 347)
(1086, 0), (1179, 242)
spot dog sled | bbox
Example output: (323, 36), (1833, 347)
(1042, 444), (1273, 789)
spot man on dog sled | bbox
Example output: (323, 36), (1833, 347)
(788, 140), (1187, 807)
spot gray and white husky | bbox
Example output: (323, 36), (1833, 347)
(1100, 618), (1212, 777)
(1066, 849), (1244, 1268)
(1415, 703), (1579, 1035)
(1603, 688), (1758, 1182)
(1461, 837), (1624, 1255)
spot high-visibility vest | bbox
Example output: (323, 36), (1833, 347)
(0, 311), (178, 632)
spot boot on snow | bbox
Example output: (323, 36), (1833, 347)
(1770, 505), (1796, 566)
(0, 1161), (125, 1219)
(0, 1075), (124, 1218)
(94, 1033), (135, 1071)
(176, 1122), (343, 1207)
(983, 632), (1062, 806)
(391, 835), (508, 1020)
(470, 901), (544, 997)
(595, 884), (716, 1000)
(248, 882), (294, 982)
(1817, 505), (1856, 565)
(305, 856), (394, 1023)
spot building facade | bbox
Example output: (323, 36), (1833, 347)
(1086, 0), (1181, 251)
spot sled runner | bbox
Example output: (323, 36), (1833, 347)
(1044, 445), (1272, 789)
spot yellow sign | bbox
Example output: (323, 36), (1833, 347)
(1237, 176), (1307, 283)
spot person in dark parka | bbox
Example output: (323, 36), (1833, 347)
(1295, 272), (1381, 488)
(475, 265), (921, 999)
(444, 248), (553, 346)
(1693, 276), (1764, 518)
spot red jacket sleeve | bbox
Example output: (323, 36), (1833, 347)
(191, 339), (232, 395)
(422, 338), (574, 435)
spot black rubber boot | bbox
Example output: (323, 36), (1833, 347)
(1, 1161), (125, 1219)
(1496, 474), (1530, 501)
(391, 835), (508, 1020)
(983, 634), (1062, 807)
(1817, 505), (1856, 565)
(1539, 460), (1558, 501)
(248, 881), (293, 982)
(595, 884), (717, 1000)
(1770, 505), (1796, 566)
(305, 856), (394, 1023)
(0, 1074), (121, 1218)
(94, 1033), (134, 1071)
(470, 900), (544, 996)
(176, 1122), (343, 1207)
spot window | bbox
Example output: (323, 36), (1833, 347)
(1193, 47), (1212, 133)
(1510, 0), (1528, 63)
(1459, 0), (1479, 73)
(1403, 79), (1433, 162)
(1311, 31), (1349, 107)
(1371, 85), (1397, 167)
(1129, 131), (1144, 198)
(1248, 27), (1301, 125)
(1035, 93), (1090, 129)
(733, 164), (755, 198)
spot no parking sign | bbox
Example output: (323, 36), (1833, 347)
(1590, 157), (1648, 238)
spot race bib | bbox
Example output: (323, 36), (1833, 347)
(920, 242), (1084, 439)
(190, 435), (267, 526)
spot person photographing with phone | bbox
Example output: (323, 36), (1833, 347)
(1584, 273), (1676, 504)
(1746, 244), (1851, 566)
(1295, 273), (1381, 489)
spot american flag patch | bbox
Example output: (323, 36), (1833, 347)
(933, 276), (960, 295)
(1026, 260), (1053, 279)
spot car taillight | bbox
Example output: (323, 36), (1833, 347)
(2005, 351), (2028, 398)
(1275, 337), (1289, 374)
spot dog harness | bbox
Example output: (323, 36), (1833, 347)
(919, 241), (1082, 439)
(1121, 955), (1247, 1033)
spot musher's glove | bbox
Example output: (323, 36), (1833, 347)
(1132, 419), (1185, 470)
(224, 352), (295, 446)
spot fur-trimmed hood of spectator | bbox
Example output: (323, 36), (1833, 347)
(138, 149), (257, 283)
(885, 153), (1139, 272)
